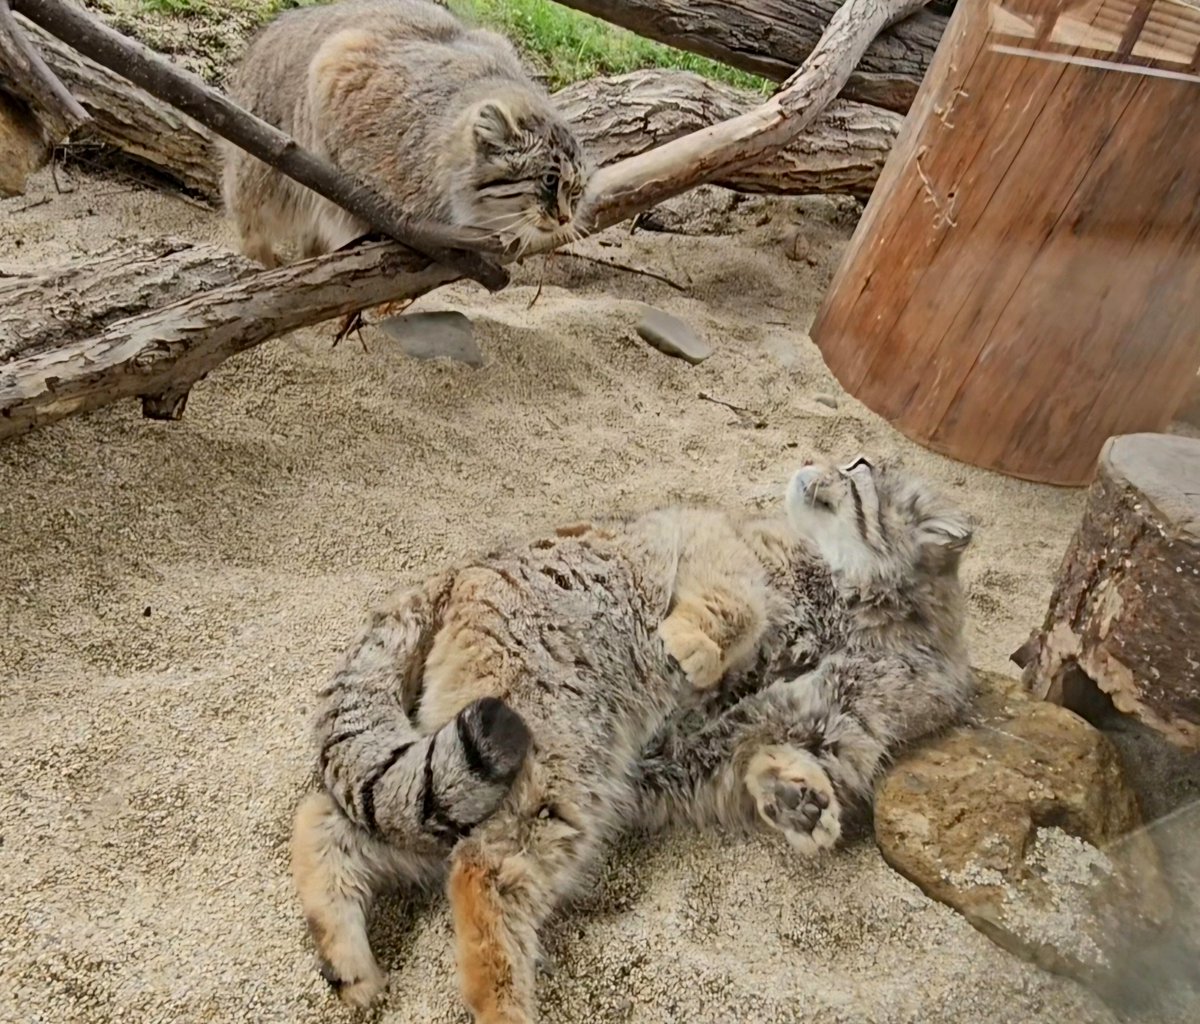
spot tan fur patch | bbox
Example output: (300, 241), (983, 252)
(450, 857), (511, 1022)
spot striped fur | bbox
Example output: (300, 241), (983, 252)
(290, 455), (973, 1023)
(632, 456), (975, 855)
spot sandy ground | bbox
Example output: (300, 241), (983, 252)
(0, 163), (1152, 1024)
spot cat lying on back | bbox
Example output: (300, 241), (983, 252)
(291, 454), (975, 1023)
(222, 0), (590, 266)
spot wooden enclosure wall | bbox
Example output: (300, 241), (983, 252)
(811, 0), (1200, 486)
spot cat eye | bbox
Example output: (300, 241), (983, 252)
(541, 171), (560, 193)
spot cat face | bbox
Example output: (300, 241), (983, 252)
(785, 456), (973, 579)
(459, 99), (589, 249)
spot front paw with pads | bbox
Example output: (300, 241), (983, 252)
(744, 746), (841, 855)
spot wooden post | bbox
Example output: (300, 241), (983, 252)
(810, 0), (1200, 486)
(1021, 434), (1200, 751)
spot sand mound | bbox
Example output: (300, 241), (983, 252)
(0, 167), (1141, 1024)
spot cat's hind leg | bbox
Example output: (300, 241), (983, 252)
(449, 800), (595, 1024)
(291, 789), (443, 1008)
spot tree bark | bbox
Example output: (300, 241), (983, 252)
(1023, 434), (1200, 751)
(19, 25), (903, 204)
(584, 0), (928, 228)
(551, 0), (947, 112)
(0, 88), (47, 195)
(0, 0), (915, 438)
(0, 0), (88, 142)
(20, 15), (218, 197)
(557, 70), (901, 199)
(0, 238), (258, 362)
(11, 0), (509, 290)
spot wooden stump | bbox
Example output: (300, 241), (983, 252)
(1022, 434), (1200, 750)
(809, 0), (1200, 486)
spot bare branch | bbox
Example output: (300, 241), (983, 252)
(0, 0), (88, 141)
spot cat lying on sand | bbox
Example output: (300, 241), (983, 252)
(291, 454), (975, 1023)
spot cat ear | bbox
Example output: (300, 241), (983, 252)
(473, 100), (519, 152)
(916, 509), (974, 554)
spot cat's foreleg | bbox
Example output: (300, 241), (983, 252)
(657, 585), (766, 691)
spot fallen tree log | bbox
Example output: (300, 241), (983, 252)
(558, 70), (900, 199)
(17, 27), (902, 204)
(0, 239), (258, 362)
(0, 0), (87, 141)
(0, 0), (917, 438)
(1021, 434), (1200, 751)
(552, 0), (947, 112)
(19, 14), (218, 197)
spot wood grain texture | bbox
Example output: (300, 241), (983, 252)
(557, 69), (902, 199)
(0, 239), (258, 362)
(553, 0), (948, 111)
(811, 0), (1200, 486)
(1023, 434), (1200, 750)
(0, 88), (47, 195)
(21, 15), (218, 197)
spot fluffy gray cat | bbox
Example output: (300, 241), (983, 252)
(290, 454), (974, 1023)
(221, 0), (590, 266)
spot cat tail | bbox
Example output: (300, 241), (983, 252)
(314, 581), (532, 845)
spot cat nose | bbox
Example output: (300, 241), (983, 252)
(556, 209), (571, 225)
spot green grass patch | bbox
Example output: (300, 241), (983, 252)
(446, 0), (768, 92)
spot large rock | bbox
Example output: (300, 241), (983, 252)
(875, 672), (1172, 986)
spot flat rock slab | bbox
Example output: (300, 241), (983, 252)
(378, 311), (482, 367)
(875, 671), (1172, 986)
(637, 308), (712, 365)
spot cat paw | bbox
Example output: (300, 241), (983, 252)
(318, 956), (387, 1008)
(658, 617), (723, 690)
(745, 746), (841, 856)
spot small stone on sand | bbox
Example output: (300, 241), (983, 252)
(637, 308), (712, 365)
(379, 310), (482, 367)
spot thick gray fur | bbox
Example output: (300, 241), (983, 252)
(221, 0), (590, 266)
(290, 454), (974, 1022)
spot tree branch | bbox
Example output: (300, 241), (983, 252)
(9, 0), (508, 291)
(578, 0), (929, 229)
(551, 0), (945, 112)
(0, 0), (88, 141)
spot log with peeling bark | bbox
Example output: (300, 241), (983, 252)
(0, 0), (87, 141)
(19, 14), (218, 197)
(557, 70), (901, 199)
(552, 0), (946, 112)
(0, 239), (258, 362)
(0, 0), (917, 438)
(1021, 434), (1200, 751)
(14, 32), (903, 204)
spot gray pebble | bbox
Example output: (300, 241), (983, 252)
(636, 307), (712, 365)
(378, 311), (482, 367)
